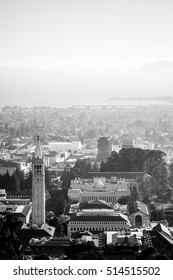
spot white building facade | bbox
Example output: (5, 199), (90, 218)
(49, 142), (81, 153)
(68, 177), (130, 203)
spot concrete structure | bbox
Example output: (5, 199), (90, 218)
(97, 136), (112, 162)
(128, 200), (150, 228)
(68, 177), (130, 203)
(49, 142), (81, 153)
(32, 135), (45, 226)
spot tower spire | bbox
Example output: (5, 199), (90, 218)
(34, 135), (42, 159)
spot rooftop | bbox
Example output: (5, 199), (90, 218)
(79, 200), (113, 210)
(18, 223), (55, 238)
(128, 200), (149, 216)
(84, 172), (145, 180)
(0, 204), (32, 217)
(70, 215), (128, 222)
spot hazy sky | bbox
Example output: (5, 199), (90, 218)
(1, 0), (173, 70)
(1, 0), (173, 107)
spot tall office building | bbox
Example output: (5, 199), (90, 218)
(32, 135), (45, 226)
(97, 136), (112, 162)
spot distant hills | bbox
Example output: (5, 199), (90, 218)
(110, 60), (173, 101)
(137, 60), (173, 73)
(0, 61), (173, 107)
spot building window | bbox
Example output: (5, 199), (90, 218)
(34, 165), (42, 175)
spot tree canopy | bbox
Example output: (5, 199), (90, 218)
(100, 148), (171, 201)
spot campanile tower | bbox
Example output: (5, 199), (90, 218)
(32, 135), (45, 226)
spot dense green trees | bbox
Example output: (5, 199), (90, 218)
(60, 170), (75, 188)
(0, 168), (51, 193)
(100, 148), (166, 173)
(65, 242), (104, 259)
(117, 196), (129, 205)
(73, 158), (93, 177)
(0, 169), (25, 192)
(47, 214), (64, 236)
(0, 215), (22, 259)
(100, 148), (172, 202)
(168, 163), (173, 188)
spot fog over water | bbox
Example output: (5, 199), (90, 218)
(1, 62), (173, 108)
(1, 1), (173, 107)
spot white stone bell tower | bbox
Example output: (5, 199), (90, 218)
(32, 135), (45, 226)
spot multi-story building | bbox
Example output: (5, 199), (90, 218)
(84, 172), (149, 190)
(68, 215), (130, 237)
(97, 136), (112, 162)
(67, 200), (130, 237)
(68, 177), (130, 203)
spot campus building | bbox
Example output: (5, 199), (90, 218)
(67, 200), (130, 237)
(68, 177), (130, 203)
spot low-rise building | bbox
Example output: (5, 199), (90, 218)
(128, 200), (150, 228)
